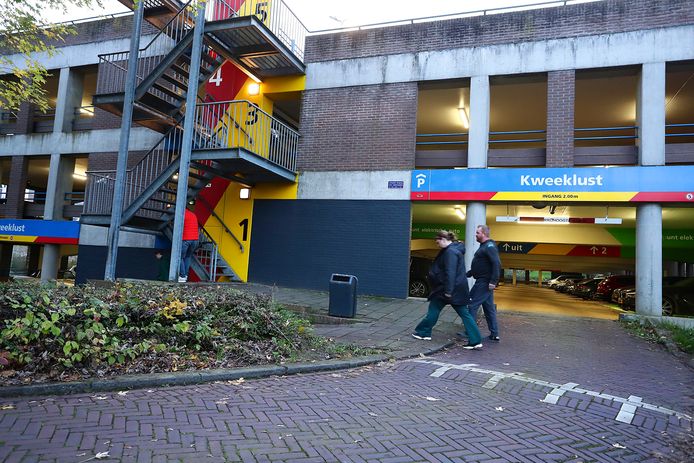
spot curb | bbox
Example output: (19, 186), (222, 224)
(0, 340), (456, 399)
(0, 355), (388, 398)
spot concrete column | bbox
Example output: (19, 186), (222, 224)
(634, 62), (666, 316)
(41, 67), (80, 282)
(678, 262), (687, 276)
(468, 75), (490, 169)
(464, 203), (486, 275)
(524, 270), (530, 283)
(41, 155), (74, 281)
(512, 270), (517, 286)
(663, 261), (678, 276)
(636, 204), (662, 316)
(465, 76), (490, 278)
(637, 62), (666, 165)
(53, 67), (84, 134)
(538, 271), (543, 287)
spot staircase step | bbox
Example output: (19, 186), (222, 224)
(140, 205), (170, 214)
(139, 92), (181, 115)
(160, 72), (188, 89)
(152, 82), (185, 101)
(149, 196), (176, 205)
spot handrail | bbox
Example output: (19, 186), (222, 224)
(193, 100), (299, 171)
(309, 0), (598, 34)
(574, 125), (637, 141)
(196, 195), (244, 251)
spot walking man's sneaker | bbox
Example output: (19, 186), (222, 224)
(178, 276), (187, 283)
(489, 335), (500, 342)
(412, 333), (432, 341)
(463, 343), (483, 350)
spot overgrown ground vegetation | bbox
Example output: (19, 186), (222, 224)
(0, 282), (380, 386)
(620, 319), (694, 355)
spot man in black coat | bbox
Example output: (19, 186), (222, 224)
(467, 224), (502, 341)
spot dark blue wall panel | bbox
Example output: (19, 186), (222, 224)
(249, 200), (411, 298)
(76, 246), (170, 284)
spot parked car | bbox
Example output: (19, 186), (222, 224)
(595, 275), (635, 300)
(662, 277), (694, 316)
(409, 256), (432, 298)
(620, 288), (636, 310)
(573, 278), (604, 299)
(617, 277), (687, 310)
(547, 274), (584, 288)
(555, 278), (580, 293)
(612, 285), (634, 305)
(565, 278), (592, 296)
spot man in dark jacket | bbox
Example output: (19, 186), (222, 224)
(467, 224), (502, 341)
(412, 230), (482, 349)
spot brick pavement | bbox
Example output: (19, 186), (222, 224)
(1, 283), (693, 462)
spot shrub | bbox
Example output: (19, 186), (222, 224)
(0, 282), (314, 380)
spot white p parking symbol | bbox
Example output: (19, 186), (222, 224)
(416, 174), (427, 189)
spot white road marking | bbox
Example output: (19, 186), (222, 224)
(410, 359), (692, 424)
(541, 382), (580, 404)
(615, 395), (642, 424)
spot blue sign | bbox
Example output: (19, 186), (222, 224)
(0, 219), (80, 244)
(411, 166), (694, 202)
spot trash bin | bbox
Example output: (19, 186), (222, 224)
(328, 273), (358, 318)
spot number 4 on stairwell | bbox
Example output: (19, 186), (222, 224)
(209, 69), (222, 87)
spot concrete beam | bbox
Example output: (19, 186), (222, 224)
(0, 128), (161, 156)
(306, 26), (694, 90)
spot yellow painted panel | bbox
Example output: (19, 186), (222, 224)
(528, 244), (576, 255)
(211, 181), (298, 282)
(263, 75), (306, 94)
(254, 182), (298, 199)
(491, 192), (637, 202)
(491, 223), (623, 245)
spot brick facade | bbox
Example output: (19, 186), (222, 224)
(546, 70), (576, 167)
(3, 156), (28, 218)
(298, 83), (418, 171)
(306, 0), (693, 63)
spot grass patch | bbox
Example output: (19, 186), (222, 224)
(620, 319), (694, 355)
(0, 281), (385, 386)
(661, 322), (694, 354)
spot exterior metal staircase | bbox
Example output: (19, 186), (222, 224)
(84, 0), (306, 281)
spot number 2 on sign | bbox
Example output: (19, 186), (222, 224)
(209, 68), (222, 87)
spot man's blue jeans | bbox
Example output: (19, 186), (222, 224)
(468, 279), (499, 338)
(179, 240), (197, 278)
(414, 298), (482, 344)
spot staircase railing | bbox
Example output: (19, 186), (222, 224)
(194, 100), (299, 171)
(96, 0), (194, 96)
(195, 227), (220, 281)
(206, 0), (307, 60)
(84, 125), (183, 216)
(84, 100), (298, 217)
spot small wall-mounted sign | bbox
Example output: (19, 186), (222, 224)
(388, 181), (404, 189)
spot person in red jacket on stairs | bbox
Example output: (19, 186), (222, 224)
(179, 204), (199, 283)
